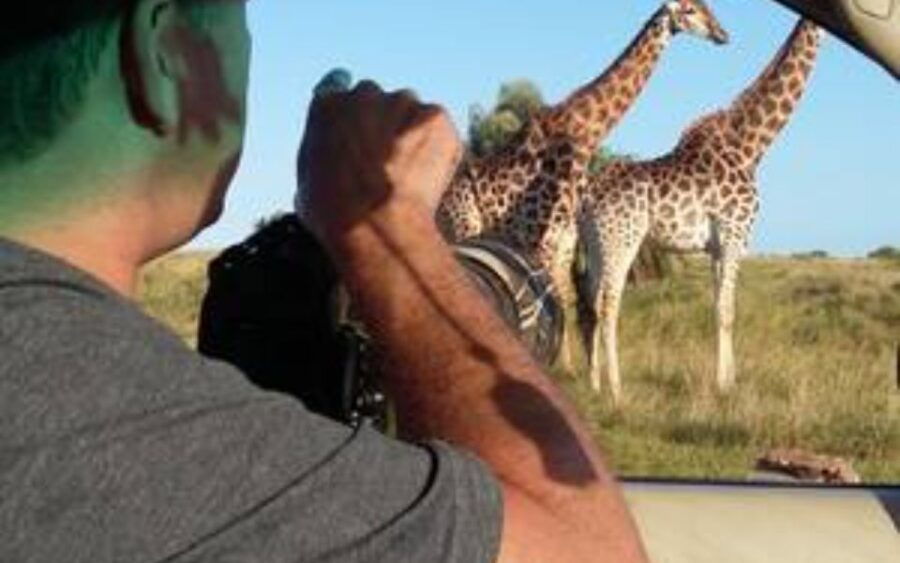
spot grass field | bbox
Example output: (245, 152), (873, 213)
(139, 252), (900, 483)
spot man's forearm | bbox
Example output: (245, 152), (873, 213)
(329, 203), (646, 561)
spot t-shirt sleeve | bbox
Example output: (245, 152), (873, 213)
(167, 419), (504, 563)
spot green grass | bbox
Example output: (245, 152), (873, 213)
(560, 256), (900, 482)
(139, 253), (900, 483)
(138, 252), (212, 346)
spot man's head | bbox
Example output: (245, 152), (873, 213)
(0, 0), (250, 258)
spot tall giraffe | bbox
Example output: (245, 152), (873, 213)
(438, 0), (728, 369)
(579, 19), (824, 400)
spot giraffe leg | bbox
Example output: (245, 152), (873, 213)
(576, 214), (604, 386)
(589, 240), (642, 403)
(712, 249), (740, 391)
(550, 261), (579, 375)
(542, 222), (582, 375)
(553, 270), (575, 375)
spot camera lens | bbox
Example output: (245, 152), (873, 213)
(454, 238), (563, 365)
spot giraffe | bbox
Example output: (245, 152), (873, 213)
(437, 0), (729, 370)
(578, 19), (824, 401)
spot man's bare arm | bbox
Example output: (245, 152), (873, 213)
(298, 81), (647, 563)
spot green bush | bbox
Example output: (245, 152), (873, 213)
(868, 246), (900, 260)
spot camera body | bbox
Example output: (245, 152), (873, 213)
(198, 214), (561, 429)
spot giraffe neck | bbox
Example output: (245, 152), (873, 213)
(729, 20), (822, 167)
(542, 7), (674, 160)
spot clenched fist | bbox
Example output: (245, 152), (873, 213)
(296, 71), (462, 250)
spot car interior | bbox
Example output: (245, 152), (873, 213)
(775, 0), (900, 78)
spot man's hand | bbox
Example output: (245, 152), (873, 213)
(296, 76), (462, 250)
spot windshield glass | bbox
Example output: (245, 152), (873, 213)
(143, 0), (899, 485)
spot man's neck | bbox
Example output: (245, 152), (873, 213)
(5, 222), (144, 296)
(0, 132), (175, 298)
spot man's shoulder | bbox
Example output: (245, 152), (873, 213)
(0, 239), (190, 372)
(0, 241), (504, 563)
(0, 239), (255, 439)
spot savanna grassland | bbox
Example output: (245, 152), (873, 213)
(139, 252), (900, 483)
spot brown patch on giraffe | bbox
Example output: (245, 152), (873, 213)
(749, 109), (763, 127)
(742, 145), (754, 159)
(722, 200), (737, 216)
(576, 100), (593, 121)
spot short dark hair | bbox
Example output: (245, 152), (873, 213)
(0, 1), (213, 166)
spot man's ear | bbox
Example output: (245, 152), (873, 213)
(121, 0), (184, 137)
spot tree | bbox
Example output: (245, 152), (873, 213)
(868, 246), (900, 261)
(495, 79), (544, 122)
(468, 79), (544, 157)
(792, 250), (830, 260)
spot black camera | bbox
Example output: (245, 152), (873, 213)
(197, 214), (561, 430)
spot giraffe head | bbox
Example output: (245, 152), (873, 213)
(664, 0), (730, 45)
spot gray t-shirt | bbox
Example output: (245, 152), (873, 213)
(0, 238), (502, 563)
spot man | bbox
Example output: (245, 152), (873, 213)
(0, 1), (647, 561)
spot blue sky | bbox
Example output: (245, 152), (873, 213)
(194, 0), (899, 256)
